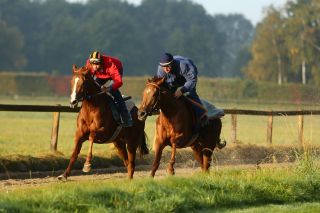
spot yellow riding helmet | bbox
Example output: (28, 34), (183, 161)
(89, 51), (102, 64)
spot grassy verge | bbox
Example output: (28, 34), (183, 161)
(0, 161), (320, 212)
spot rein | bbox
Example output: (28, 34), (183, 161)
(74, 77), (105, 104)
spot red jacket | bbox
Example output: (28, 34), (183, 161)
(86, 55), (123, 91)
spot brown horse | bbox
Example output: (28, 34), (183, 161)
(137, 77), (225, 177)
(58, 65), (149, 181)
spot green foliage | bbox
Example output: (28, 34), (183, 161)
(1, 74), (320, 103)
(245, 0), (320, 85)
(0, 0), (253, 77)
(243, 80), (258, 98)
(0, 20), (26, 70)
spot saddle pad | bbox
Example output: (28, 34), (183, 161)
(124, 97), (135, 112)
(105, 94), (135, 125)
(200, 99), (224, 119)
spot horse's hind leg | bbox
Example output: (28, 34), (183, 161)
(83, 139), (93, 173)
(202, 148), (213, 172)
(126, 145), (137, 179)
(191, 144), (204, 170)
(114, 141), (129, 167)
(167, 144), (176, 175)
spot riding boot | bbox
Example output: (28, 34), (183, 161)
(113, 90), (133, 127)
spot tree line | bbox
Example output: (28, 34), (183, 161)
(0, 0), (253, 77)
(1, 0), (318, 86)
(245, 0), (320, 85)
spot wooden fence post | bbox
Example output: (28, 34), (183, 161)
(267, 115), (273, 145)
(231, 114), (237, 143)
(50, 111), (60, 152)
(298, 115), (304, 146)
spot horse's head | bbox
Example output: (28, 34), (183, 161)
(69, 64), (94, 108)
(137, 77), (166, 121)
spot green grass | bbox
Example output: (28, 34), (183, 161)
(0, 96), (320, 157)
(0, 164), (320, 212)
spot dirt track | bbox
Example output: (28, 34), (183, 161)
(0, 162), (293, 191)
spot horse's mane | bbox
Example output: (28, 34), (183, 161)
(148, 76), (163, 83)
(72, 65), (91, 76)
(148, 76), (172, 90)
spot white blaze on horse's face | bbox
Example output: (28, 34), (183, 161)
(70, 77), (80, 103)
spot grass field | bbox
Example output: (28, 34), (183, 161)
(1, 162), (320, 212)
(0, 96), (319, 156)
(0, 96), (320, 157)
(1, 96), (320, 212)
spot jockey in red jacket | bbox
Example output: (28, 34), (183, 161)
(86, 51), (133, 127)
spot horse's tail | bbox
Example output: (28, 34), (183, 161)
(138, 131), (149, 157)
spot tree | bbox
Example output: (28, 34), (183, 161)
(0, 20), (26, 70)
(285, 0), (320, 84)
(245, 7), (288, 84)
(214, 14), (254, 77)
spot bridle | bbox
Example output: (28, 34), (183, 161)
(143, 82), (163, 116)
(71, 73), (104, 106)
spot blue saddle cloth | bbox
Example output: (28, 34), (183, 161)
(200, 99), (224, 119)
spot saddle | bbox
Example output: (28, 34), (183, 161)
(104, 94), (135, 125)
(180, 97), (225, 148)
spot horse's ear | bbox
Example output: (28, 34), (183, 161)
(72, 64), (77, 73)
(82, 66), (91, 78)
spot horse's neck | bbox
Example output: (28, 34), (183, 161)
(81, 96), (113, 125)
(82, 81), (109, 111)
(159, 93), (188, 119)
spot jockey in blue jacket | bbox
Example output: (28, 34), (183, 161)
(156, 52), (208, 129)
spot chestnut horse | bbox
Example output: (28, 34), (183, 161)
(137, 77), (225, 177)
(58, 65), (149, 181)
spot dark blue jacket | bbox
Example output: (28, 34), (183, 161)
(157, 55), (198, 94)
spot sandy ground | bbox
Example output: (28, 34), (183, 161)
(0, 162), (292, 191)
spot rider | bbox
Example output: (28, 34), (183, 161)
(156, 52), (208, 130)
(86, 51), (133, 127)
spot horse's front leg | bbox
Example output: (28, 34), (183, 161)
(58, 133), (86, 181)
(167, 143), (176, 175)
(150, 138), (165, 177)
(83, 138), (93, 173)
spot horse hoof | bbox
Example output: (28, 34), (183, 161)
(82, 164), (91, 173)
(166, 168), (175, 176)
(57, 174), (67, 181)
(217, 139), (227, 149)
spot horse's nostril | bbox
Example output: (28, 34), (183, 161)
(138, 111), (147, 120)
(140, 111), (146, 117)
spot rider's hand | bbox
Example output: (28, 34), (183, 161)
(174, 89), (183, 98)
